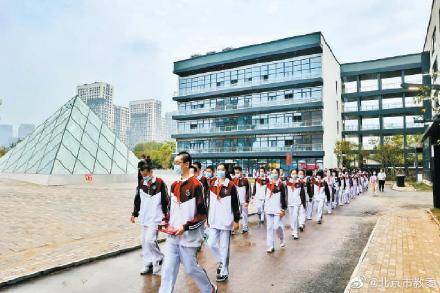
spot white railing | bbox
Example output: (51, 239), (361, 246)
(343, 105), (358, 112)
(176, 144), (323, 154)
(344, 125), (359, 131)
(178, 96), (322, 115)
(361, 124), (380, 130)
(382, 103), (403, 109)
(383, 123), (404, 129)
(177, 120), (322, 135)
(406, 122), (424, 128)
(360, 104), (379, 111)
(179, 72), (321, 96)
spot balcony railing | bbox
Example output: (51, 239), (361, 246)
(406, 122), (424, 128)
(179, 72), (322, 96)
(344, 125), (359, 131)
(176, 144), (323, 154)
(343, 105), (358, 112)
(360, 104), (379, 111)
(383, 123), (404, 129)
(178, 96), (322, 115)
(177, 120), (323, 135)
(361, 124), (380, 130)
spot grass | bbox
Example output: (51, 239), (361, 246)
(410, 181), (433, 191)
(431, 208), (440, 222)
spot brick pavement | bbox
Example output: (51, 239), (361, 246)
(346, 209), (440, 292)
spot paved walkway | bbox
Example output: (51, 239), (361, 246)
(346, 207), (440, 292)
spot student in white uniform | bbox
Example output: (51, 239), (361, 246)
(131, 165), (169, 275)
(324, 170), (333, 214)
(206, 163), (240, 282)
(298, 170), (308, 231)
(312, 170), (330, 224)
(343, 173), (351, 204)
(252, 167), (268, 224)
(286, 169), (306, 239)
(232, 165), (251, 234)
(265, 168), (287, 253)
(305, 170), (315, 220)
(159, 151), (216, 293)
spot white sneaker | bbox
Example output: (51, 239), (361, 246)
(266, 247), (275, 253)
(280, 242), (286, 248)
(140, 264), (152, 275)
(152, 259), (163, 275)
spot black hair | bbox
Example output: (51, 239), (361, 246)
(272, 168), (280, 175)
(305, 169), (313, 176)
(233, 165), (242, 172)
(139, 165), (153, 172)
(189, 165), (197, 173)
(298, 169), (305, 175)
(258, 166), (266, 172)
(193, 161), (202, 170)
(141, 154), (146, 159)
(206, 165), (215, 172)
(217, 163), (232, 180)
(316, 170), (324, 177)
(177, 151), (192, 166)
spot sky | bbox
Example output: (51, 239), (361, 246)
(0, 0), (433, 134)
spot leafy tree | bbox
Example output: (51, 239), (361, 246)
(133, 141), (176, 169)
(371, 136), (404, 174)
(0, 148), (6, 158)
(334, 140), (358, 168)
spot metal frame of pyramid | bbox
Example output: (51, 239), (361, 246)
(0, 96), (138, 185)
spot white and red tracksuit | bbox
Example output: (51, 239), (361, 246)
(207, 178), (240, 276)
(286, 178), (306, 237)
(132, 177), (168, 268)
(265, 180), (287, 249)
(253, 177), (268, 222)
(232, 176), (251, 231)
(311, 178), (330, 222)
(159, 176), (213, 293)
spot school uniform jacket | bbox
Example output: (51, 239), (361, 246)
(286, 179), (306, 209)
(162, 176), (207, 247)
(311, 178), (330, 201)
(252, 177), (267, 200)
(132, 177), (169, 227)
(232, 176), (251, 204)
(208, 178), (240, 230)
(264, 180), (287, 214)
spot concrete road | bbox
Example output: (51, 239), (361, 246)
(4, 187), (432, 293)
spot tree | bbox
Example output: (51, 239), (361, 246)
(0, 147), (6, 159)
(371, 136), (404, 174)
(334, 140), (358, 168)
(133, 141), (176, 169)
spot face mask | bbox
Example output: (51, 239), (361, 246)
(259, 173), (265, 178)
(270, 174), (279, 180)
(143, 176), (152, 182)
(217, 170), (226, 179)
(235, 173), (241, 178)
(205, 172), (213, 179)
(291, 174), (298, 180)
(173, 164), (182, 175)
(299, 175), (304, 179)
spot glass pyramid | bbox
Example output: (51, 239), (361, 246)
(0, 96), (138, 175)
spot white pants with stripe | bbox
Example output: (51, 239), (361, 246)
(266, 213), (285, 249)
(299, 205), (306, 226)
(288, 205), (301, 236)
(240, 203), (249, 230)
(159, 241), (213, 293)
(206, 228), (231, 275)
(256, 199), (265, 222)
(306, 200), (314, 220)
(313, 198), (325, 222)
(141, 226), (163, 266)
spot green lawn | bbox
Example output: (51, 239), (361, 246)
(410, 181), (433, 191)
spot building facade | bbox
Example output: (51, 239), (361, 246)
(162, 111), (178, 141)
(18, 124), (35, 140)
(113, 105), (130, 145)
(0, 124), (13, 147)
(77, 82), (115, 131)
(129, 99), (162, 148)
(172, 32), (342, 172)
(341, 53), (431, 173)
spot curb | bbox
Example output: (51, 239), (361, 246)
(344, 217), (379, 293)
(426, 209), (440, 228)
(0, 212), (258, 289)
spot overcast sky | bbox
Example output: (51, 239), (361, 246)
(0, 0), (432, 133)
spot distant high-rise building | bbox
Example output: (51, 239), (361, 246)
(0, 124), (13, 147)
(162, 111), (178, 141)
(18, 124), (35, 139)
(114, 105), (130, 145)
(77, 82), (115, 130)
(129, 99), (162, 148)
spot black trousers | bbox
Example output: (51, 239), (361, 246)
(378, 180), (385, 191)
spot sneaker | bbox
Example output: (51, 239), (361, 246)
(280, 242), (286, 248)
(216, 274), (229, 282)
(293, 235), (299, 240)
(266, 247), (275, 253)
(299, 225), (304, 232)
(152, 260), (162, 275)
(140, 264), (153, 275)
(317, 220), (322, 224)
(242, 229), (248, 234)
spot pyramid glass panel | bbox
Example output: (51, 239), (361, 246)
(0, 96), (137, 176)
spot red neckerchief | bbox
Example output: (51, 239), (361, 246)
(173, 181), (183, 204)
(287, 179), (297, 191)
(267, 180), (279, 197)
(215, 179), (227, 200)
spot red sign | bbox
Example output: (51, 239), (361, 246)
(84, 173), (93, 182)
